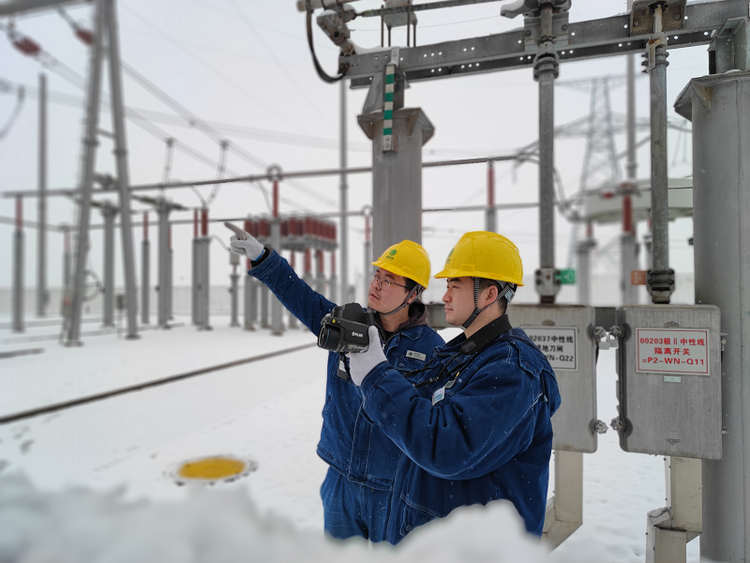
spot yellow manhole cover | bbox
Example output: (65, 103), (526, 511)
(167, 455), (257, 486)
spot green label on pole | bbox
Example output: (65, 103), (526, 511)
(557, 269), (576, 285)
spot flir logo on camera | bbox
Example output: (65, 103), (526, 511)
(351, 331), (364, 338)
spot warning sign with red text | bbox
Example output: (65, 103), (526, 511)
(635, 327), (710, 375)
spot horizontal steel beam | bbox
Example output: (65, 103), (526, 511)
(1, 155), (521, 198)
(0, 0), (87, 17)
(344, 0), (749, 88)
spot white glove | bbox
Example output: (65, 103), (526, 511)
(225, 221), (264, 261)
(348, 325), (387, 386)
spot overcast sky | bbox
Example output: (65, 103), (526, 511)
(0, 0), (704, 301)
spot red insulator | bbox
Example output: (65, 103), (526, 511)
(13, 37), (41, 56)
(289, 217), (299, 236)
(75, 28), (94, 46)
(281, 218), (289, 237)
(304, 248), (312, 274)
(331, 222), (337, 241)
(330, 252), (336, 275)
(258, 218), (270, 238)
(304, 216), (314, 236)
(201, 209), (208, 237)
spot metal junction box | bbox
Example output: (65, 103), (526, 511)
(511, 305), (598, 453)
(616, 305), (722, 459)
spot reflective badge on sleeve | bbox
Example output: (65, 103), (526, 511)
(432, 386), (446, 405)
(406, 350), (427, 361)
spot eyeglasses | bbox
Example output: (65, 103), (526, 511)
(371, 273), (408, 291)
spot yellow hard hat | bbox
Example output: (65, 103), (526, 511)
(434, 231), (524, 286)
(372, 240), (431, 288)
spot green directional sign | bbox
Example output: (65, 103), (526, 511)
(557, 269), (576, 285)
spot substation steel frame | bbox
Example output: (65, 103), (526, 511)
(332, 0), (750, 557)
(63, 0), (139, 344)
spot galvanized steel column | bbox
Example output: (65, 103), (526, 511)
(66, 0), (105, 346)
(37, 72), (46, 317)
(676, 70), (750, 563)
(340, 79), (349, 306)
(485, 161), (496, 233)
(102, 204), (116, 327)
(287, 252), (299, 329)
(13, 196), (23, 333)
(270, 217), (283, 336)
(357, 61), (433, 258)
(648, 38), (671, 303)
(533, 3), (560, 304)
(141, 212), (149, 325)
(106, 0), (138, 338)
(157, 201), (170, 328)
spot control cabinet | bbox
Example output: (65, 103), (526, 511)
(616, 305), (722, 459)
(511, 305), (598, 453)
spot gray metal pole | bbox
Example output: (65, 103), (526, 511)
(340, 79), (349, 306)
(201, 236), (211, 331)
(287, 252), (299, 329)
(63, 227), (71, 291)
(37, 72), (46, 317)
(141, 214), (149, 325)
(167, 242), (173, 320)
(13, 197), (24, 333)
(576, 223), (595, 305)
(329, 252), (338, 305)
(243, 265), (256, 331)
(622, 46), (639, 306)
(105, 0), (138, 338)
(102, 204), (116, 327)
(677, 70), (750, 563)
(534, 3), (560, 304)
(315, 249), (327, 298)
(363, 213), (372, 303)
(157, 201), (170, 328)
(270, 217), (283, 335)
(485, 161), (496, 232)
(645, 5), (673, 304)
(260, 284), (270, 329)
(66, 0), (106, 346)
(230, 263), (240, 328)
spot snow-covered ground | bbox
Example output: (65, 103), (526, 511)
(0, 315), (700, 562)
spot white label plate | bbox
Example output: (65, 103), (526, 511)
(635, 327), (710, 375)
(523, 326), (578, 371)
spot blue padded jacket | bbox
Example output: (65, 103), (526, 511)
(248, 250), (444, 489)
(357, 318), (561, 543)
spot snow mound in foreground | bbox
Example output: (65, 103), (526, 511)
(0, 472), (552, 563)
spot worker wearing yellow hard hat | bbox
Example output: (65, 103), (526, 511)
(225, 222), (443, 543)
(348, 230), (560, 544)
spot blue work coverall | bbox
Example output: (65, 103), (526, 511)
(247, 250), (444, 541)
(356, 317), (561, 544)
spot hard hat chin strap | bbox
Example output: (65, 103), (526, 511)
(460, 279), (517, 330)
(380, 285), (422, 317)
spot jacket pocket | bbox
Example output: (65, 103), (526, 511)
(399, 498), (440, 538)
